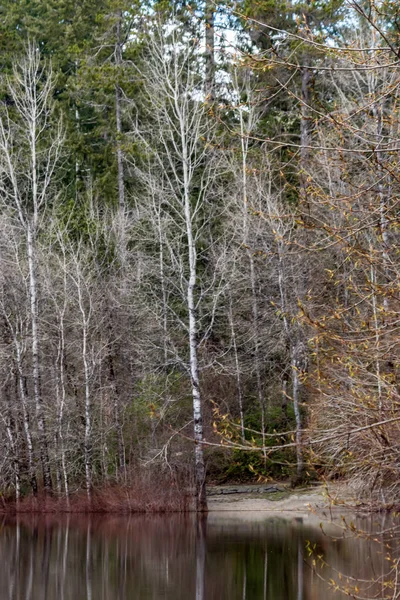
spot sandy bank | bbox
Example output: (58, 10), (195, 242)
(207, 483), (356, 524)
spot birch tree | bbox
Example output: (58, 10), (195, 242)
(133, 22), (222, 511)
(0, 44), (63, 493)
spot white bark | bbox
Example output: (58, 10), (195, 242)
(4, 387), (20, 501)
(0, 45), (63, 493)
(133, 27), (219, 510)
(72, 253), (93, 502)
(184, 158), (207, 511)
(27, 222), (52, 491)
(54, 245), (70, 501)
(2, 305), (38, 495)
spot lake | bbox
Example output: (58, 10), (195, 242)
(0, 511), (397, 599)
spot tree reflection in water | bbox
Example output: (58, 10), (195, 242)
(0, 513), (396, 599)
(195, 517), (206, 600)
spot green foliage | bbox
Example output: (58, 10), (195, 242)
(130, 373), (192, 424)
(210, 405), (298, 482)
(0, 0), (381, 500)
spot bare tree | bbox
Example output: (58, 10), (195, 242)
(132, 22), (223, 510)
(0, 44), (63, 493)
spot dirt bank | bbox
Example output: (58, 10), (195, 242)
(207, 482), (356, 521)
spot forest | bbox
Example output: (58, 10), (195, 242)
(0, 0), (398, 512)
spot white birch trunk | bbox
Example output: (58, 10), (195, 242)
(183, 170), (207, 512)
(136, 30), (216, 511)
(73, 254), (93, 502)
(16, 364), (37, 495)
(6, 313), (38, 496)
(181, 108), (207, 510)
(83, 318), (92, 501)
(57, 309), (70, 503)
(0, 47), (63, 494)
(4, 404), (20, 502)
(27, 221), (52, 492)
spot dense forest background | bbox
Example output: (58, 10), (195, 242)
(0, 0), (399, 510)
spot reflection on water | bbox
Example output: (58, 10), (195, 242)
(0, 511), (396, 599)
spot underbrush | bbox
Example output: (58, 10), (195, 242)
(0, 469), (193, 514)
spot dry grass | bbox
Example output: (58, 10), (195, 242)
(1, 470), (194, 514)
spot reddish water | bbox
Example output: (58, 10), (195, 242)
(0, 512), (396, 599)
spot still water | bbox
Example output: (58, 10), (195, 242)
(0, 512), (397, 599)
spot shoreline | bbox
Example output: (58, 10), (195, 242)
(207, 481), (385, 520)
(208, 483), (338, 515)
(0, 482), (382, 516)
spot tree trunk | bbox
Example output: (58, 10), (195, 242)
(57, 309), (70, 503)
(183, 155), (207, 512)
(82, 319), (92, 503)
(281, 371), (289, 424)
(108, 345), (125, 479)
(291, 343), (304, 481)
(228, 298), (245, 441)
(27, 222), (52, 493)
(4, 384), (20, 502)
(276, 238), (304, 479)
(14, 363), (37, 496)
(115, 46), (125, 210)
(249, 257), (267, 463)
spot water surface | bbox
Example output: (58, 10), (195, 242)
(0, 511), (396, 599)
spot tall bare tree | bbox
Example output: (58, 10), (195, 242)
(132, 22), (223, 510)
(0, 45), (63, 493)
